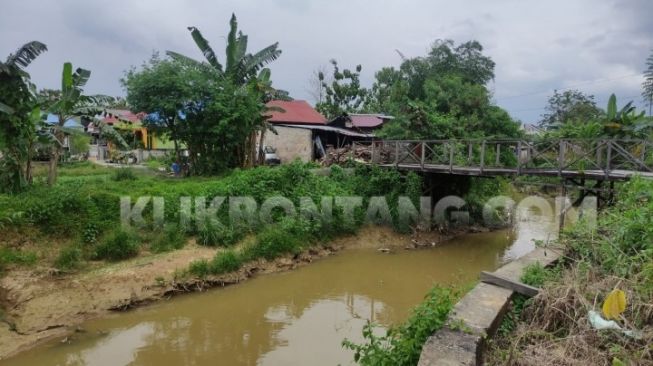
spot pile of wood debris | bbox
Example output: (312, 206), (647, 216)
(319, 145), (392, 166)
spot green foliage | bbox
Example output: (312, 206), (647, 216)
(94, 228), (140, 261)
(520, 262), (560, 287)
(243, 219), (306, 261)
(188, 249), (244, 278)
(0, 247), (37, 273)
(112, 168), (137, 181)
(316, 59), (367, 119)
(150, 224), (186, 253)
(343, 286), (458, 365)
(0, 41), (47, 193)
(210, 250), (243, 274)
(54, 245), (83, 271)
(188, 259), (211, 278)
(371, 40), (520, 140)
(197, 224), (244, 247)
(539, 89), (604, 128)
(642, 49), (653, 115)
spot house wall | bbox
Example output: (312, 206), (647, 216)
(260, 126), (313, 163)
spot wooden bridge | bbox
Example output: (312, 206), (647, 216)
(351, 139), (653, 181)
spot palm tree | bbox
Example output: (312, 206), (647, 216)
(643, 49), (653, 116)
(0, 41), (47, 192)
(45, 62), (114, 185)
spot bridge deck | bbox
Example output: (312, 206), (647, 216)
(378, 163), (653, 180)
(351, 139), (653, 181)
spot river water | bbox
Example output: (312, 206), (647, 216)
(3, 210), (556, 366)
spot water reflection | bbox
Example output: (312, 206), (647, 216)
(3, 218), (550, 366)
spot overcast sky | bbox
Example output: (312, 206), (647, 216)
(2, 0), (651, 124)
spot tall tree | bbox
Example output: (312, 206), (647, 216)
(371, 39), (520, 140)
(45, 63), (113, 185)
(315, 59), (368, 119)
(643, 49), (653, 116)
(167, 13), (285, 167)
(538, 89), (604, 128)
(122, 54), (202, 160)
(0, 41), (47, 192)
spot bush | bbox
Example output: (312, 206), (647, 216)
(197, 224), (244, 247)
(210, 250), (243, 274)
(343, 286), (458, 365)
(188, 259), (211, 278)
(150, 224), (186, 253)
(113, 168), (137, 181)
(243, 222), (303, 261)
(55, 245), (83, 270)
(95, 228), (140, 261)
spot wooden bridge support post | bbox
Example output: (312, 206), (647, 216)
(480, 141), (486, 173)
(495, 143), (500, 166)
(517, 141), (522, 175)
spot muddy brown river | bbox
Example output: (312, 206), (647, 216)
(3, 212), (556, 366)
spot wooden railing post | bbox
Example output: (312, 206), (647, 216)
(480, 140), (486, 173)
(468, 142), (473, 164)
(517, 141), (522, 175)
(558, 140), (565, 176)
(495, 143), (500, 166)
(395, 141), (399, 167)
(370, 141), (375, 163)
(606, 140), (612, 174)
(421, 142), (425, 169)
(449, 142), (454, 173)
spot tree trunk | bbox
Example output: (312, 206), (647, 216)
(47, 146), (60, 186)
(48, 124), (65, 186)
(257, 128), (266, 165)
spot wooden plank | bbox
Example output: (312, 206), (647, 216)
(480, 271), (540, 297)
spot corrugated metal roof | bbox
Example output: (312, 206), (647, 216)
(277, 124), (374, 138)
(348, 114), (393, 128)
(266, 100), (327, 125)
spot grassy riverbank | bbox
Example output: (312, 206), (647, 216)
(0, 161), (425, 274)
(486, 177), (653, 365)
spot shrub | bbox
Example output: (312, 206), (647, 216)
(197, 224), (244, 247)
(188, 259), (211, 278)
(113, 168), (137, 181)
(343, 286), (458, 365)
(95, 228), (140, 261)
(150, 224), (186, 253)
(243, 222), (303, 261)
(55, 245), (83, 270)
(210, 250), (242, 274)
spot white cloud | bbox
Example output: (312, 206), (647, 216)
(1, 0), (651, 124)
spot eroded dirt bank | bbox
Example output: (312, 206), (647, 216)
(0, 226), (464, 360)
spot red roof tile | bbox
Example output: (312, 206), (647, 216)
(101, 110), (146, 125)
(266, 100), (327, 125)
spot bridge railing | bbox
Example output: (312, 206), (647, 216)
(351, 139), (653, 176)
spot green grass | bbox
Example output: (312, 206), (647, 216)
(94, 228), (140, 261)
(0, 248), (37, 273)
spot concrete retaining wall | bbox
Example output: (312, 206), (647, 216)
(418, 246), (563, 366)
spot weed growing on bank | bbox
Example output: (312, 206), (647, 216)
(1, 161), (431, 272)
(486, 177), (653, 365)
(342, 286), (459, 366)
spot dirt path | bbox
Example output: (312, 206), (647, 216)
(0, 226), (452, 360)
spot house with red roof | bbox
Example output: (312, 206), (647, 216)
(262, 100), (375, 163)
(327, 113), (394, 134)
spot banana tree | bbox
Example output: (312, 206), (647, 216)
(167, 14), (289, 167)
(603, 94), (649, 138)
(45, 62), (114, 185)
(0, 41), (47, 192)
(167, 14), (282, 86)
